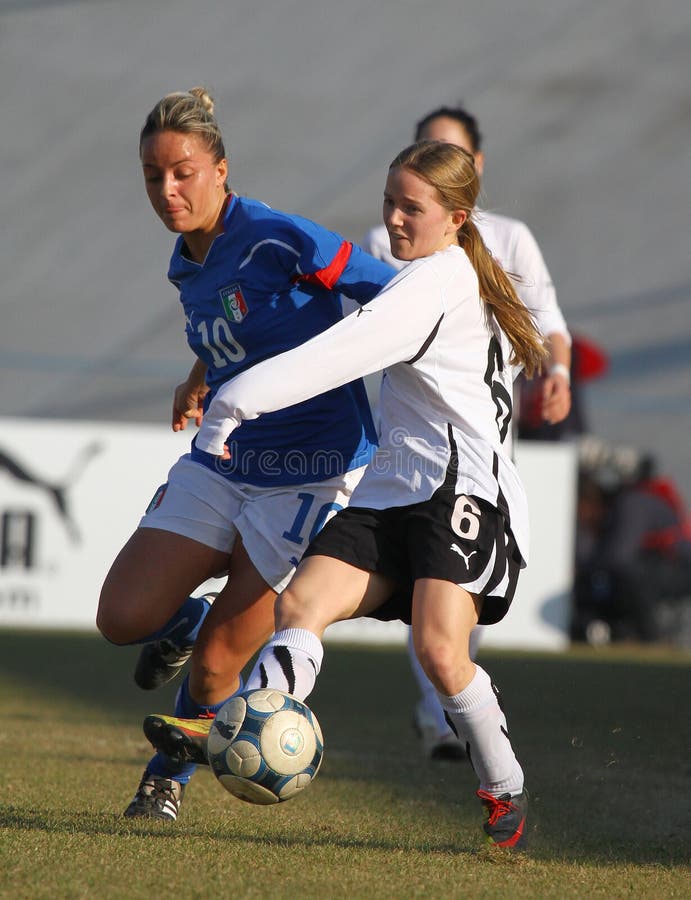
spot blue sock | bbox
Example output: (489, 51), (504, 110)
(174, 673), (245, 718)
(134, 594), (212, 647)
(146, 674), (245, 784)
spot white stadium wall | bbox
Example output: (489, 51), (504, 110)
(0, 418), (577, 649)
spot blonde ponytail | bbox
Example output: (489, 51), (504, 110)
(460, 218), (546, 377)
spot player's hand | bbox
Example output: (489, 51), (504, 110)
(172, 379), (210, 432)
(541, 372), (571, 425)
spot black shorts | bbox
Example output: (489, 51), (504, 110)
(302, 490), (523, 626)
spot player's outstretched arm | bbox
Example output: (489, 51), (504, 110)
(195, 264), (445, 456)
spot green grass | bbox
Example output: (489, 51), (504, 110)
(0, 631), (689, 899)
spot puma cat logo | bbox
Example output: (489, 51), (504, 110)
(449, 544), (477, 567)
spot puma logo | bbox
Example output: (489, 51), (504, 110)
(0, 443), (102, 543)
(449, 544), (477, 567)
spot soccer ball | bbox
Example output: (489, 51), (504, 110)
(207, 688), (324, 805)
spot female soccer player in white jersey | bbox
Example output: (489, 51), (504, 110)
(192, 140), (548, 849)
(95, 88), (395, 821)
(363, 105), (572, 759)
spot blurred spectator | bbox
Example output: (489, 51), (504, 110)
(572, 440), (691, 644)
(517, 334), (608, 441)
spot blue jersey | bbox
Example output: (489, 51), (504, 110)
(168, 194), (395, 486)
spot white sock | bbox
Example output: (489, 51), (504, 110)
(245, 628), (323, 701)
(468, 625), (484, 660)
(438, 664), (524, 797)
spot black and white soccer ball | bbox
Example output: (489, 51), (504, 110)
(208, 688), (324, 805)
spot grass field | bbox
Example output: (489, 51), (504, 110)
(0, 630), (689, 899)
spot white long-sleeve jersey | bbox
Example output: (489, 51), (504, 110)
(362, 211), (570, 344)
(196, 244), (531, 561)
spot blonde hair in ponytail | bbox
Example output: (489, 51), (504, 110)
(389, 141), (547, 377)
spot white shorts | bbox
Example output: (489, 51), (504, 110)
(139, 454), (366, 593)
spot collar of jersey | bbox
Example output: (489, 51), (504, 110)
(174, 193), (238, 270)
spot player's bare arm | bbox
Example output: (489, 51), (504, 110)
(542, 331), (571, 425)
(172, 357), (209, 431)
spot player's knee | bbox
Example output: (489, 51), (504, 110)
(417, 647), (454, 692)
(96, 603), (131, 645)
(417, 640), (470, 696)
(96, 590), (148, 645)
(274, 585), (309, 628)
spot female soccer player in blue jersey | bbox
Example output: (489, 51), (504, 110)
(96, 87), (395, 820)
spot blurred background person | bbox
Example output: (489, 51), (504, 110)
(517, 332), (608, 441)
(573, 441), (691, 645)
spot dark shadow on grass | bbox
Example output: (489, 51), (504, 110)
(1, 630), (689, 866)
(0, 804), (477, 857)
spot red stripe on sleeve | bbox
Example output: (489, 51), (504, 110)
(298, 241), (353, 290)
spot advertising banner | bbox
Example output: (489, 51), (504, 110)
(0, 418), (576, 648)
